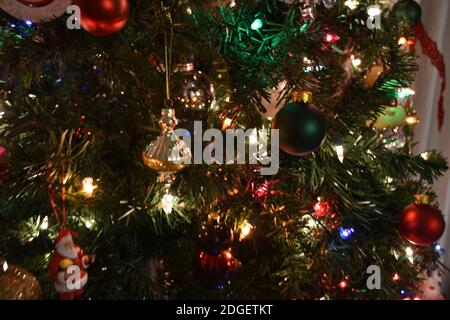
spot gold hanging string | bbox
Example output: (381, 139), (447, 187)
(162, 3), (173, 107)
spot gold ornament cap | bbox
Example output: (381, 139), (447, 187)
(158, 108), (178, 130)
(414, 194), (430, 205)
(292, 91), (313, 103)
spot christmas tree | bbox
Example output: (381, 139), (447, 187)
(0, 0), (448, 300)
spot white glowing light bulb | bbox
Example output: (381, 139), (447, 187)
(40, 216), (49, 230)
(405, 116), (418, 125)
(85, 219), (95, 229)
(2, 261), (8, 272)
(306, 216), (317, 229)
(222, 118), (233, 130)
(367, 5), (381, 17)
(351, 57), (362, 68)
(335, 144), (345, 163)
(397, 88), (415, 99)
(239, 220), (254, 240)
(82, 177), (96, 197)
(420, 151), (431, 160)
(405, 247), (414, 263)
(161, 193), (175, 214)
(344, 0), (359, 10)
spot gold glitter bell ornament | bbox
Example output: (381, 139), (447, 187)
(0, 261), (42, 300)
(142, 108), (191, 174)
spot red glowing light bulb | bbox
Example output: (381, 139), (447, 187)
(325, 33), (340, 43)
(338, 280), (347, 289)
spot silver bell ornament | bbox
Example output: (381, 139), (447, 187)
(174, 62), (214, 113)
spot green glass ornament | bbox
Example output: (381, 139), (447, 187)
(392, 0), (422, 27)
(370, 105), (407, 129)
(272, 102), (327, 156)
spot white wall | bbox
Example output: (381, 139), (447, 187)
(412, 0), (450, 295)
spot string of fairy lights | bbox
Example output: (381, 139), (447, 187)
(0, 0), (446, 300)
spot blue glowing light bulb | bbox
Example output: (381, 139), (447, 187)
(339, 227), (355, 240)
(435, 243), (445, 254)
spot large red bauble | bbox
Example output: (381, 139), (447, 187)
(399, 203), (446, 246)
(75, 0), (130, 37)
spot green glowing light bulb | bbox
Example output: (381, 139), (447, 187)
(251, 18), (263, 31)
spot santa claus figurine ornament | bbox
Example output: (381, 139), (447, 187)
(48, 228), (94, 300)
(46, 161), (94, 299)
(0, 0), (72, 23)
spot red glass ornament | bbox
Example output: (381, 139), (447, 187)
(198, 250), (236, 273)
(74, 0), (129, 37)
(399, 203), (445, 246)
(197, 249), (237, 289)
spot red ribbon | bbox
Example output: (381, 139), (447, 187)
(413, 21), (447, 131)
(47, 161), (67, 228)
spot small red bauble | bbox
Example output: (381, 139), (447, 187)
(74, 0), (130, 37)
(399, 202), (445, 246)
